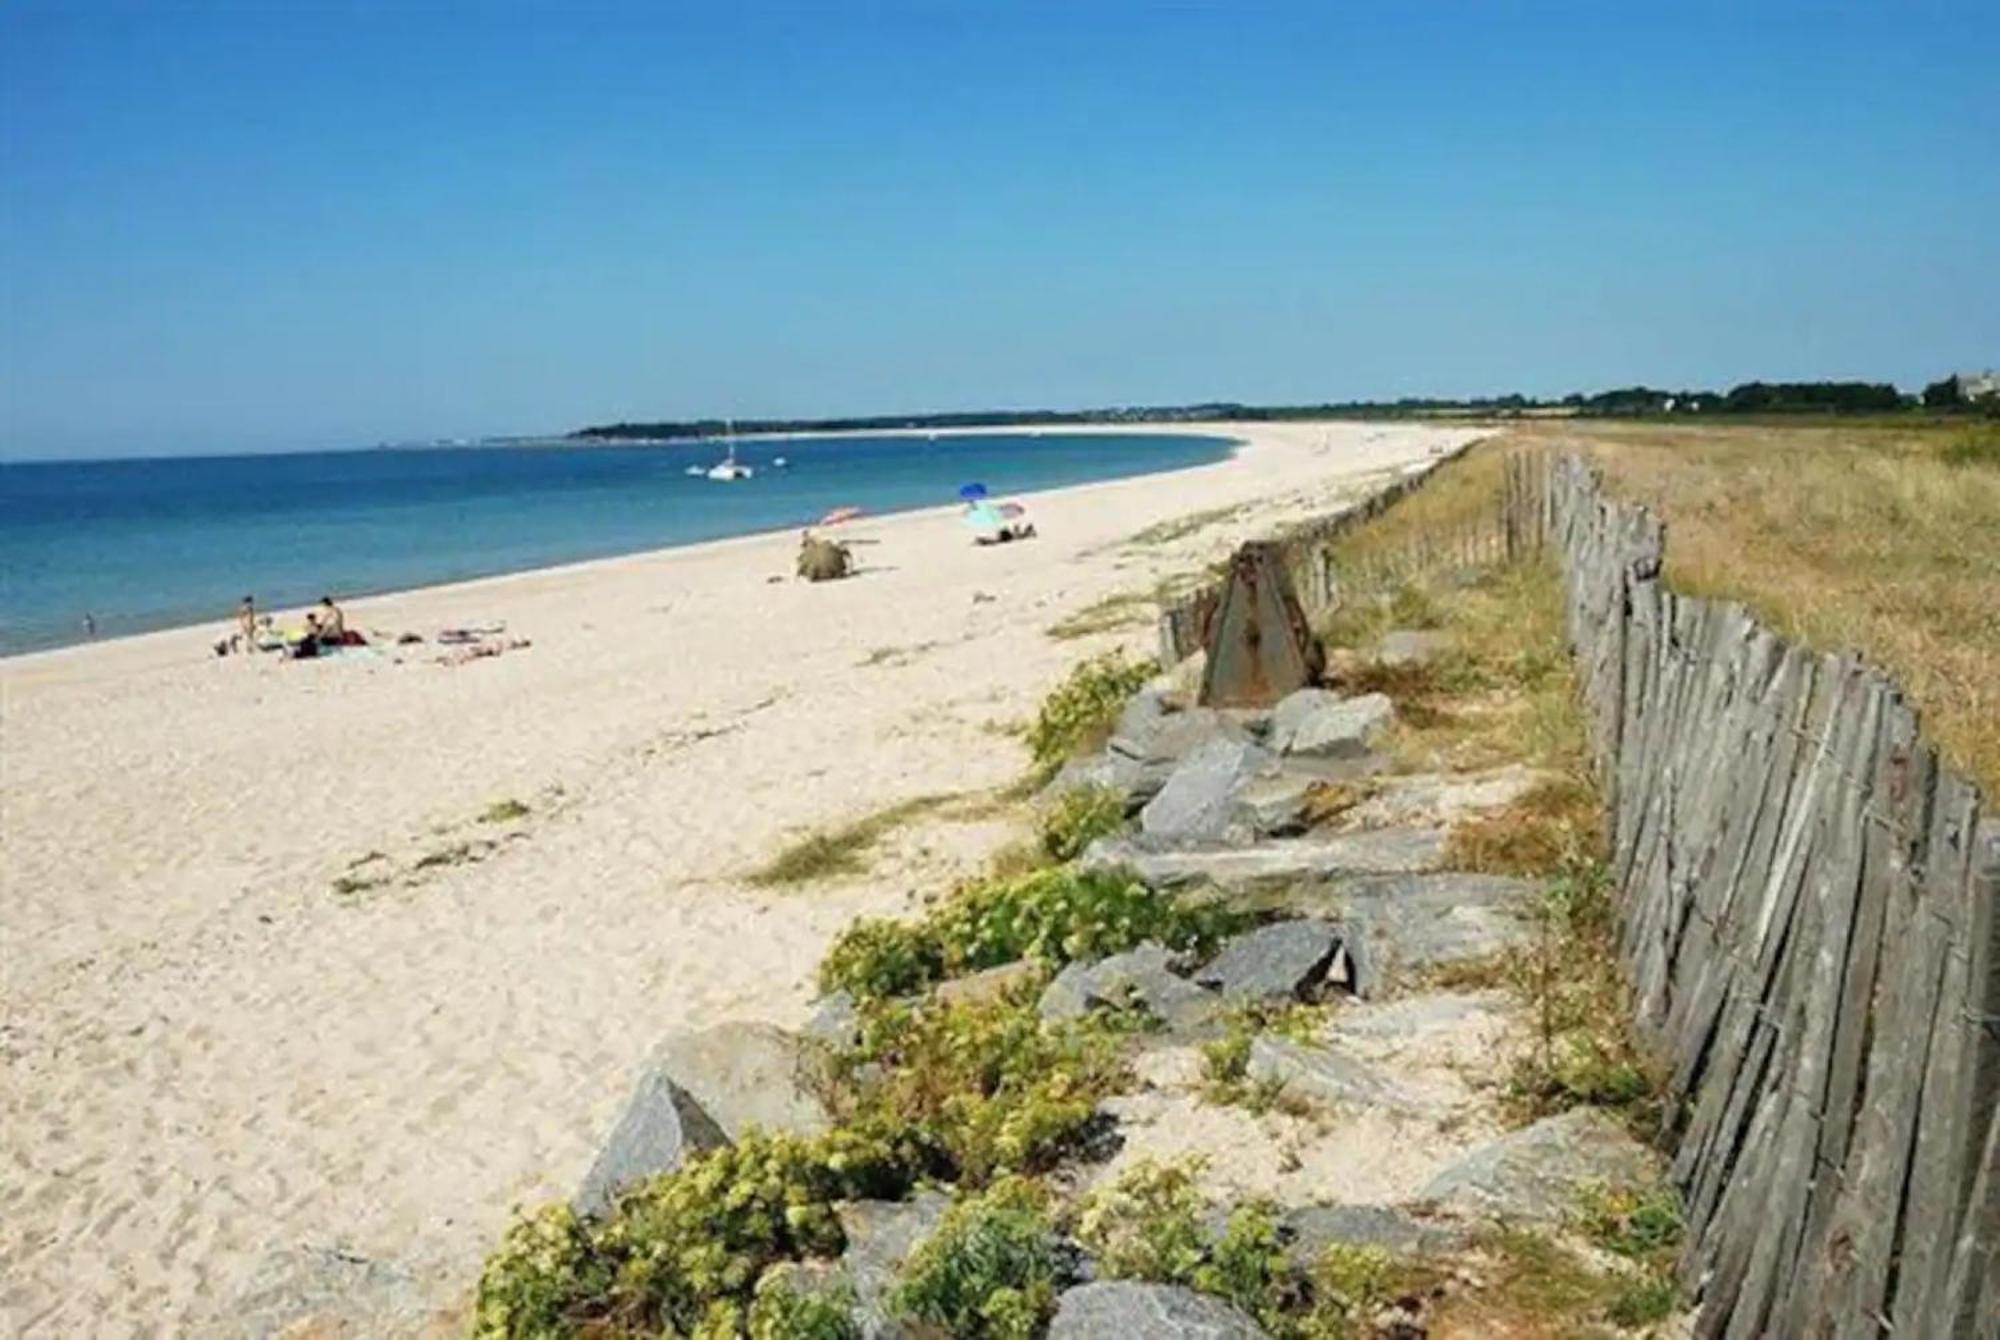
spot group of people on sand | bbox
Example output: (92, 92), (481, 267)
(221, 594), (356, 659)
(793, 492), (1039, 583)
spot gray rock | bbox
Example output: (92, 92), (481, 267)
(1246, 1036), (1420, 1112)
(1269, 688), (1341, 748)
(1194, 920), (1340, 1003)
(1331, 766), (1543, 832)
(1418, 1108), (1661, 1223)
(1040, 942), (1223, 1033)
(1086, 829), (1448, 891)
(1231, 771), (1317, 838)
(1282, 1204), (1467, 1262)
(1330, 991), (1507, 1042)
(838, 1190), (952, 1330)
(1273, 692), (1395, 760)
(1109, 692), (1247, 767)
(650, 1021), (834, 1140)
(1049, 1282), (1268, 1339)
(1337, 874), (1536, 998)
(803, 991), (862, 1048)
(573, 1065), (730, 1218)
(1140, 738), (1275, 847)
(1374, 629), (1452, 667)
(934, 960), (1042, 1007)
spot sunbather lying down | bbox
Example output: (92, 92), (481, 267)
(964, 500), (1037, 545)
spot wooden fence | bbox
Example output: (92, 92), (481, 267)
(1154, 438), (1486, 664)
(1545, 453), (2000, 1339)
(1167, 442), (1997, 1335)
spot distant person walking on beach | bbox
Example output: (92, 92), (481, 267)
(235, 596), (257, 654)
(82, 613), (96, 639)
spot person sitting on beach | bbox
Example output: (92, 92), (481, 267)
(316, 596), (348, 644)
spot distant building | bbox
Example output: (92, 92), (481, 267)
(1955, 370), (2000, 401)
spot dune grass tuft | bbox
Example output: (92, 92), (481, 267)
(748, 794), (953, 887)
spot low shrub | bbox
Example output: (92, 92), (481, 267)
(744, 1275), (860, 1340)
(890, 1178), (1062, 1340)
(1074, 1159), (1209, 1285)
(818, 865), (1252, 1004)
(1038, 785), (1127, 861)
(472, 1124), (925, 1337)
(832, 991), (1132, 1185)
(1025, 653), (1154, 778)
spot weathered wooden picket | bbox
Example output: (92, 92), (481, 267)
(1545, 452), (1999, 1339)
(1154, 439), (1486, 666)
(1169, 441), (1998, 1336)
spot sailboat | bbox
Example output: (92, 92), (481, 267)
(704, 420), (754, 481)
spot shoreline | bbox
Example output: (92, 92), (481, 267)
(0, 419), (1482, 1335)
(1, 425), (1243, 666)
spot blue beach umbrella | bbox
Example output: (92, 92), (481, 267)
(958, 482), (989, 501)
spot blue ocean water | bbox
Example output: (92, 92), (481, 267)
(0, 432), (1233, 655)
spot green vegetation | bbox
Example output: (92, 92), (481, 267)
(1504, 863), (1661, 1129)
(743, 1276), (860, 1340)
(817, 864), (1251, 1004)
(829, 990), (1133, 1185)
(890, 1179), (1062, 1339)
(480, 798), (532, 823)
(1072, 1161), (1439, 1339)
(748, 795), (950, 887)
(1024, 653), (1154, 779)
(1037, 785), (1126, 861)
(1940, 420), (2000, 468)
(1199, 1003), (1331, 1112)
(473, 1125), (922, 1337)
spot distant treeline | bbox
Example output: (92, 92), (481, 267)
(571, 377), (1996, 440)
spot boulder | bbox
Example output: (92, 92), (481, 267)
(1085, 829), (1448, 892)
(1418, 1108), (1660, 1223)
(1282, 1204), (1468, 1262)
(1245, 1037), (1419, 1112)
(1194, 920), (1340, 1003)
(1109, 693), (1249, 769)
(934, 960), (1042, 1007)
(837, 1190), (952, 1331)
(1272, 692), (1395, 760)
(1049, 1281), (1268, 1339)
(1374, 629), (1452, 667)
(1139, 738), (1275, 847)
(650, 1021), (834, 1140)
(1336, 874), (1536, 998)
(1040, 943), (1223, 1033)
(803, 991), (862, 1048)
(573, 1065), (729, 1218)
(1328, 766), (1544, 832)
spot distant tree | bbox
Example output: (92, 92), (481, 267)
(1922, 376), (1964, 408)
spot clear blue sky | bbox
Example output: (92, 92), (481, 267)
(3, 1), (1995, 458)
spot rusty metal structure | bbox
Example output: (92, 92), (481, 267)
(1197, 540), (1324, 707)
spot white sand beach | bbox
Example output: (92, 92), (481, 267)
(0, 421), (1481, 1336)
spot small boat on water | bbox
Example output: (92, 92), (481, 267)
(703, 420), (754, 481)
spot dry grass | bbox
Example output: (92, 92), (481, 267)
(1046, 590), (1156, 640)
(747, 793), (954, 887)
(1443, 776), (1602, 876)
(1505, 418), (2000, 794)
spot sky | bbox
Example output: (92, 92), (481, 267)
(2, 1), (1996, 459)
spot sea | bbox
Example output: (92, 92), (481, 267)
(0, 431), (1234, 656)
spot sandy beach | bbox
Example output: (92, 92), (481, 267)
(0, 421), (1481, 1337)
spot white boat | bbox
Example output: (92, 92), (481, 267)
(703, 420), (754, 481)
